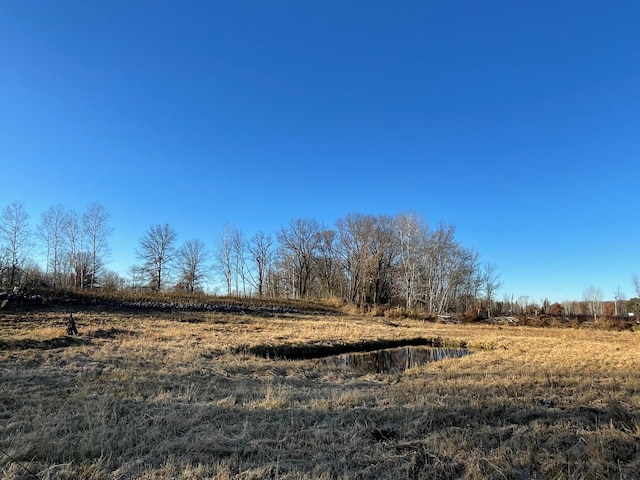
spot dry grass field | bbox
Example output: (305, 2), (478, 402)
(1, 306), (638, 479)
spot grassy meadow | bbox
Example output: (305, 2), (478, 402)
(0, 305), (638, 479)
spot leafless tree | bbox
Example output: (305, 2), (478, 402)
(394, 212), (426, 311)
(82, 202), (113, 288)
(101, 270), (126, 291)
(214, 226), (235, 296)
(336, 214), (397, 306)
(0, 201), (32, 287)
(561, 300), (574, 316)
(247, 231), (275, 297)
(481, 262), (502, 318)
(337, 214), (376, 306)
(502, 293), (515, 314)
(0, 247), (6, 283)
(448, 246), (481, 314)
(127, 265), (147, 291)
(63, 209), (91, 289)
(231, 228), (248, 296)
(37, 204), (67, 288)
(408, 221), (480, 314)
(613, 287), (626, 316)
(136, 224), (178, 291)
(421, 223), (462, 313)
(632, 274), (640, 299)
(517, 296), (529, 315)
(177, 239), (211, 293)
(315, 229), (340, 298)
(541, 298), (551, 314)
(583, 286), (603, 320)
(277, 218), (321, 299)
(366, 215), (398, 305)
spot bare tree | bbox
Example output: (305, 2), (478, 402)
(230, 227), (248, 296)
(177, 239), (211, 293)
(337, 213), (385, 306)
(541, 298), (551, 314)
(336, 214), (398, 306)
(448, 246), (481, 314)
(63, 209), (86, 289)
(397, 220), (481, 315)
(0, 201), (32, 287)
(394, 212), (426, 311)
(517, 296), (529, 315)
(82, 202), (113, 288)
(613, 287), (626, 316)
(420, 222), (476, 314)
(502, 293), (516, 314)
(247, 231), (275, 297)
(101, 270), (126, 291)
(315, 229), (340, 298)
(335, 212), (482, 312)
(366, 215), (398, 305)
(214, 226), (235, 296)
(561, 300), (573, 316)
(481, 262), (502, 318)
(37, 204), (67, 288)
(277, 218), (321, 299)
(583, 286), (603, 320)
(127, 265), (147, 291)
(136, 224), (178, 291)
(336, 214), (368, 305)
(632, 274), (640, 299)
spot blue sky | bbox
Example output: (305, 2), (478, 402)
(1, 1), (639, 302)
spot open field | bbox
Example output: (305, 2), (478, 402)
(1, 307), (639, 479)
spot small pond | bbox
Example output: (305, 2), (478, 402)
(322, 346), (473, 374)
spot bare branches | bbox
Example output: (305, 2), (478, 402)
(82, 202), (113, 289)
(37, 204), (66, 288)
(136, 224), (178, 291)
(632, 274), (640, 299)
(0, 201), (31, 287)
(247, 231), (275, 297)
(1, 202), (510, 312)
(481, 262), (502, 318)
(177, 239), (211, 293)
(583, 286), (603, 320)
(277, 218), (321, 299)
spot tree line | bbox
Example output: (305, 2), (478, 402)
(0, 201), (112, 290)
(0, 201), (510, 314)
(130, 213), (503, 315)
(4, 200), (640, 317)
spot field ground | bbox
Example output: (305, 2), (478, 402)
(0, 307), (638, 479)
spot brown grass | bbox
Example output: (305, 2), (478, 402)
(0, 308), (638, 479)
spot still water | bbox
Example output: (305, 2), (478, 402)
(322, 346), (472, 374)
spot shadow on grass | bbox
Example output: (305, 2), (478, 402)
(0, 328), (136, 351)
(0, 335), (91, 350)
(2, 360), (638, 479)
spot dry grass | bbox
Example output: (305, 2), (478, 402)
(0, 308), (638, 479)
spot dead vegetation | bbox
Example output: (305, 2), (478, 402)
(0, 308), (638, 479)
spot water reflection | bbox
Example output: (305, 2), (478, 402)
(323, 346), (472, 373)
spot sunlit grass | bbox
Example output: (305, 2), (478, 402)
(0, 308), (638, 479)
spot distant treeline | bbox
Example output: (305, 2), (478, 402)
(5, 200), (638, 317)
(0, 201), (506, 315)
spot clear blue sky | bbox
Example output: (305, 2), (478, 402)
(1, 1), (639, 302)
